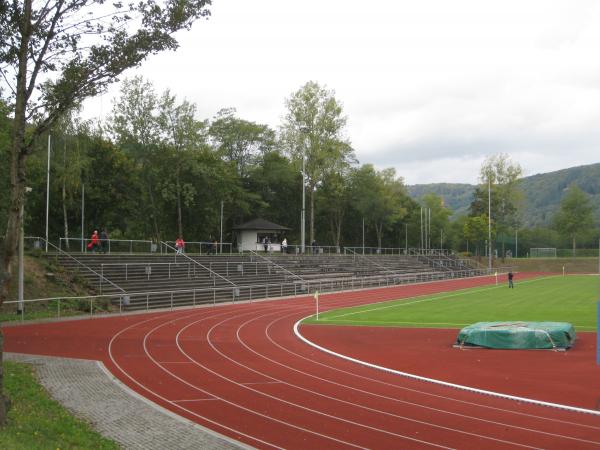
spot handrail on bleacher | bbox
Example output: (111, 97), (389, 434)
(249, 250), (306, 282)
(26, 236), (127, 294)
(160, 241), (237, 287)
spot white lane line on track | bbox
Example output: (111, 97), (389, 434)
(234, 308), (600, 447)
(260, 310), (600, 445)
(108, 308), (282, 450)
(105, 277), (600, 450)
(294, 285), (600, 431)
(213, 307), (555, 448)
(294, 317), (600, 418)
(158, 361), (196, 364)
(266, 307), (600, 433)
(175, 308), (454, 449)
(146, 307), (374, 450)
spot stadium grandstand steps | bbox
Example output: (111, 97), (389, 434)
(46, 252), (479, 310)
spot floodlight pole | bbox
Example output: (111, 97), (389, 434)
(220, 200), (224, 254)
(300, 128), (308, 254)
(301, 149), (306, 254)
(428, 208), (431, 250)
(488, 177), (492, 271)
(362, 217), (365, 255)
(45, 134), (51, 251)
(18, 187), (32, 314)
(81, 183), (85, 252)
(420, 207), (423, 250)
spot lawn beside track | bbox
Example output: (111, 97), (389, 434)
(303, 274), (598, 331)
(0, 361), (119, 449)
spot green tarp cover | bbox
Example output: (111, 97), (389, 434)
(456, 321), (576, 349)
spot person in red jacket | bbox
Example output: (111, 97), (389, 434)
(175, 236), (185, 254)
(87, 230), (99, 252)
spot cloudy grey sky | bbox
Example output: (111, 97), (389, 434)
(84, 0), (600, 185)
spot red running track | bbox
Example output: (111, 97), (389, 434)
(5, 274), (600, 449)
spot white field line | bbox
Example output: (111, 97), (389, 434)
(324, 319), (597, 331)
(324, 276), (557, 321)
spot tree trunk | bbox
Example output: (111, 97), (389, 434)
(335, 214), (342, 249)
(176, 176), (183, 238)
(375, 222), (383, 249)
(145, 179), (160, 242)
(0, 0), (34, 423)
(328, 209), (343, 249)
(572, 236), (576, 258)
(0, 331), (9, 423)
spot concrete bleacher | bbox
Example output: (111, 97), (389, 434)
(48, 251), (481, 311)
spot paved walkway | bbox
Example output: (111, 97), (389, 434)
(6, 353), (248, 450)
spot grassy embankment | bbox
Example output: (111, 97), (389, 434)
(0, 361), (119, 449)
(0, 254), (104, 322)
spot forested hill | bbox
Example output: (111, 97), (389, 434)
(405, 184), (474, 217)
(407, 162), (600, 226)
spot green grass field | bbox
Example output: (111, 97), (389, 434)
(303, 275), (599, 331)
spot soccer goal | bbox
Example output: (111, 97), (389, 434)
(530, 248), (557, 258)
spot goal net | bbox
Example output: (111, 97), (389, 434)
(530, 248), (557, 258)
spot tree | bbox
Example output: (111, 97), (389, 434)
(109, 76), (163, 239)
(281, 81), (355, 246)
(158, 90), (206, 237)
(421, 193), (452, 249)
(246, 151), (299, 235)
(209, 108), (275, 179)
(318, 171), (352, 248)
(463, 215), (493, 259)
(0, 0), (212, 423)
(471, 153), (523, 260)
(553, 185), (594, 256)
(349, 165), (408, 249)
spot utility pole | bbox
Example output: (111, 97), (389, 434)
(45, 135), (51, 251)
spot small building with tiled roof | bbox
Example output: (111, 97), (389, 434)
(232, 218), (291, 252)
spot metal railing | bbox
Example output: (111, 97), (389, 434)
(160, 241), (233, 255)
(3, 266), (491, 321)
(100, 261), (201, 281)
(26, 237), (127, 295)
(59, 237), (155, 254)
(344, 247), (395, 273)
(344, 246), (409, 256)
(160, 241), (237, 287)
(249, 250), (305, 282)
(264, 244), (342, 255)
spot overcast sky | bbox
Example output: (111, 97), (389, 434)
(83, 0), (600, 185)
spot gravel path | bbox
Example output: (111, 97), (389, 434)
(5, 352), (249, 450)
